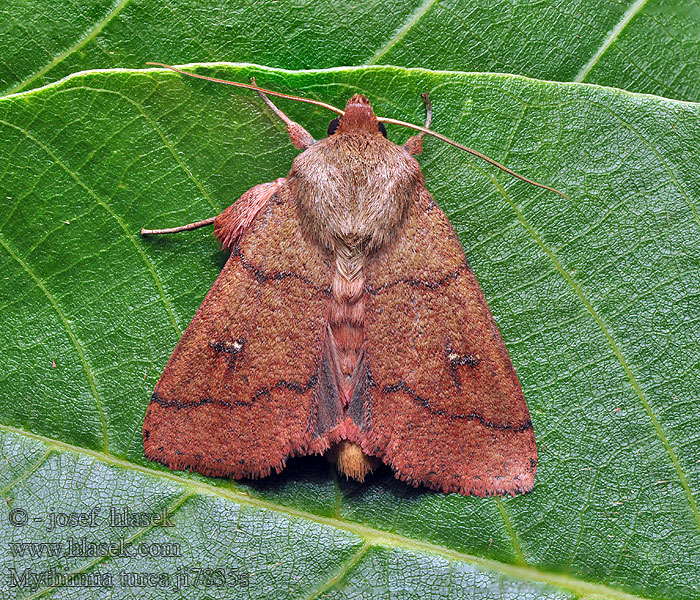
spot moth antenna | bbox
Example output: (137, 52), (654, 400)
(377, 116), (569, 200)
(146, 63), (345, 116)
(149, 63), (565, 199)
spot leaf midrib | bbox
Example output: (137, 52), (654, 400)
(0, 423), (654, 600)
(1, 0), (661, 99)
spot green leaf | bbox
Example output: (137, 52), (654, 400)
(1, 65), (699, 599)
(2, 0), (700, 101)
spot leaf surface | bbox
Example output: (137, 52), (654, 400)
(0, 65), (699, 599)
(2, 0), (700, 101)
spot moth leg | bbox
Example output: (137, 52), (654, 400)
(402, 92), (432, 156)
(142, 216), (216, 236)
(252, 77), (315, 150)
(214, 177), (286, 252)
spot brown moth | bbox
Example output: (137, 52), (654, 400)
(142, 64), (567, 496)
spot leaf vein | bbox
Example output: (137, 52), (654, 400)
(3, 0), (133, 96)
(0, 234), (110, 451)
(26, 490), (193, 599)
(78, 84), (219, 212)
(0, 118), (183, 340)
(0, 423), (655, 600)
(574, 0), (650, 83)
(487, 176), (700, 535)
(367, 0), (439, 65)
(303, 541), (372, 600)
(0, 448), (53, 496)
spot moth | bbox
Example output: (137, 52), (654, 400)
(142, 64), (567, 496)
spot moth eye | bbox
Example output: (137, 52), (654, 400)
(327, 117), (340, 136)
(378, 122), (387, 138)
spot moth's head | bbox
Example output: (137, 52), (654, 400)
(327, 94), (387, 138)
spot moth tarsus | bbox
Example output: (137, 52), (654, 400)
(141, 215), (216, 237)
(142, 65), (542, 496)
